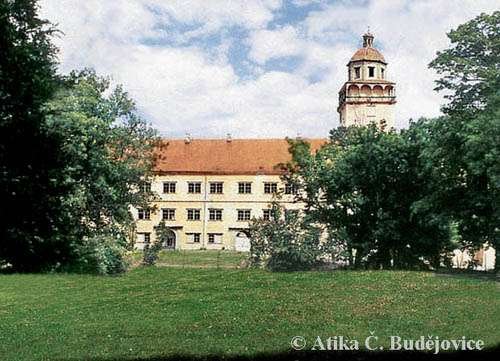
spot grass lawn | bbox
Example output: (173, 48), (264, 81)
(127, 250), (248, 269)
(0, 266), (498, 360)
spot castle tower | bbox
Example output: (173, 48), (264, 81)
(337, 31), (396, 128)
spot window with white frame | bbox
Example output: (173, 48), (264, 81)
(209, 182), (223, 194)
(264, 182), (278, 194)
(208, 208), (223, 221)
(137, 208), (151, 220)
(237, 209), (251, 221)
(238, 182), (252, 194)
(162, 208), (175, 221)
(262, 209), (271, 221)
(187, 208), (201, 221)
(186, 233), (201, 243)
(163, 182), (176, 193)
(207, 233), (223, 244)
(188, 182), (201, 194)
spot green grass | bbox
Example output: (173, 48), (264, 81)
(0, 268), (498, 360)
(128, 250), (249, 268)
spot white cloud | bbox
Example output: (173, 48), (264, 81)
(247, 26), (303, 64)
(39, 0), (498, 138)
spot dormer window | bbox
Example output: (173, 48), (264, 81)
(368, 66), (375, 78)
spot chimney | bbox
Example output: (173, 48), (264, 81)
(184, 133), (192, 144)
(226, 133), (232, 143)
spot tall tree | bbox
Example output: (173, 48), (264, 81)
(42, 69), (159, 273)
(285, 126), (451, 269)
(427, 11), (500, 268)
(429, 11), (500, 115)
(0, 0), (63, 271)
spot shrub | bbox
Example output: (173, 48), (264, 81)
(142, 220), (170, 266)
(249, 204), (324, 271)
(66, 235), (129, 275)
(142, 242), (163, 266)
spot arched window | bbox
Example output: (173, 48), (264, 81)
(360, 85), (372, 96)
(348, 85), (360, 96)
(373, 85), (383, 96)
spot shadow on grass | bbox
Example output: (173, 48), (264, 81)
(433, 268), (499, 282)
(60, 346), (500, 361)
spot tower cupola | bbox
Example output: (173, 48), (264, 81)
(337, 31), (396, 129)
(362, 31), (374, 47)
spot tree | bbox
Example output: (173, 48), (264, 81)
(0, 0), (64, 271)
(40, 69), (159, 273)
(285, 126), (452, 269)
(426, 11), (500, 269)
(143, 221), (167, 266)
(429, 11), (500, 115)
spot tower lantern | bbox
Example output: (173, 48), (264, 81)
(337, 31), (396, 128)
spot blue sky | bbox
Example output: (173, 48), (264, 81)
(40, 0), (498, 138)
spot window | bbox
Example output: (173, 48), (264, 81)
(209, 182), (223, 194)
(237, 209), (251, 221)
(140, 182), (151, 193)
(354, 66), (360, 79)
(137, 208), (150, 220)
(285, 183), (297, 195)
(381, 68), (385, 79)
(138, 232), (151, 244)
(187, 208), (201, 221)
(238, 182), (252, 194)
(262, 209), (271, 221)
(188, 182), (201, 194)
(163, 182), (176, 193)
(264, 182), (278, 194)
(368, 66), (375, 77)
(208, 233), (223, 244)
(208, 208), (223, 221)
(186, 233), (201, 243)
(285, 209), (299, 221)
(162, 208), (175, 221)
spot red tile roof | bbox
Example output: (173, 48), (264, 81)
(154, 138), (327, 175)
(350, 47), (386, 63)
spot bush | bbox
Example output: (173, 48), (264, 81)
(249, 204), (325, 271)
(142, 220), (170, 266)
(66, 235), (129, 275)
(142, 242), (163, 266)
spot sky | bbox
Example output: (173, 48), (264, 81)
(39, 0), (498, 138)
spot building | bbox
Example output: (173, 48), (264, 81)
(338, 31), (396, 128)
(134, 32), (396, 251)
(135, 137), (325, 250)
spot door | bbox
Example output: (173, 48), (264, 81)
(234, 231), (251, 252)
(163, 229), (176, 250)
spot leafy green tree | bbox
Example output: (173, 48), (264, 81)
(0, 0), (65, 271)
(41, 69), (159, 273)
(426, 11), (500, 268)
(286, 126), (452, 269)
(429, 11), (500, 115)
